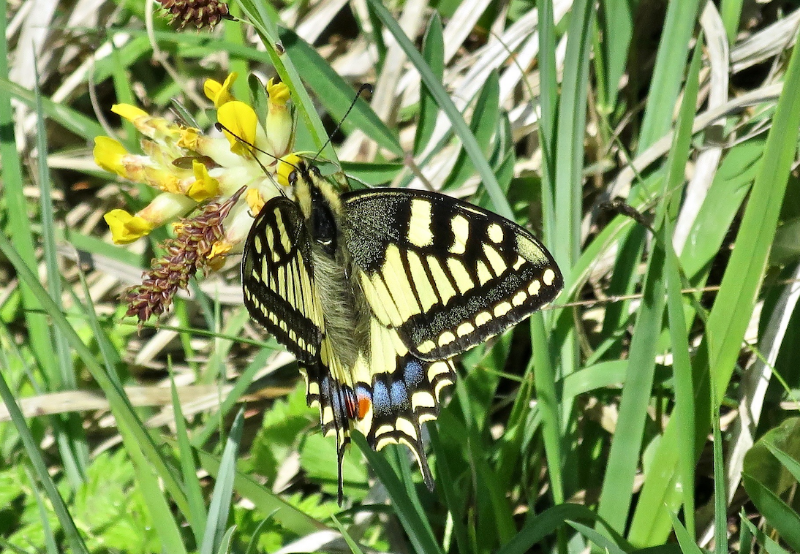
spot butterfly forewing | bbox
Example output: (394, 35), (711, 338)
(342, 189), (564, 361)
(241, 196), (324, 363)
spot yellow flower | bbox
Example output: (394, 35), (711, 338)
(104, 210), (153, 244)
(94, 137), (129, 177)
(112, 104), (148, 122)
(266, 78), (292, 157)
(204, 73), (238, 107)
(94, 73), (296, 321)
(246, 188), (265, 215)
(218, 101), (257, 156)
(187, 160), (220, 201)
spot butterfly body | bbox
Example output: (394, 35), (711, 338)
(242, 157), (563, 502)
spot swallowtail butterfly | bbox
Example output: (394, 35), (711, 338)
(242, 155), (563, 502)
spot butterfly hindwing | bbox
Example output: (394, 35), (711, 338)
(241, 196), (324, 363)
(342, 188), (564, 360)
(349, 317), (456, 489)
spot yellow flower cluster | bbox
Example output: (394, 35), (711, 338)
(95, 73), (294, 259)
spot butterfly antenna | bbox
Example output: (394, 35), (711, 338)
(312, 83), (373, 164)
(215, 122), (298, 197)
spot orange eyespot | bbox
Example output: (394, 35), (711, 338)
(357, 395), (371, 420)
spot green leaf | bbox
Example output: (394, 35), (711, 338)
(366, 0), (512, 219)
(636, 0), (703, 151)
(353, 433), (444, 554)
(341, 161), (404, 186)
(201, 410), (244, 554)
(277, 26), (402, 157)
(630, 28), (800, 544)
(414, 13), (444, 156)
(441, 71), (500, 192)
(743, 418), (800, 541)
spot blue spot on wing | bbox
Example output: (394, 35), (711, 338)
(403, 358), (424, 388)
(390, 380), (409, 411)
(372, 380), (391, 417)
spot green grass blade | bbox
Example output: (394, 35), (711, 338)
(596, 0), (635, 114)
(340, 161), (403, 185)
(664, 226), (697, 538)
(427, 426), (470, 554)
(567, 521), (626, 554)
(549, 0), (594, 511)
(171, 370), (207, 546)
(441, 71), (500, 191)
(741, 517), (792, 554)
(598, 33), (703, 535)
(74, 280), (188, 553)
(662, 37), (705, 541)
(27, 468), (60, 554)
(232, 0), (330, 155)
(537, 0), (557, 218)
(414, 13), (444, 156)
(679, 139), (761, 280)
(706, 39), (800, 404)
(552, 0), (594, 268)
(201, 410), (244, 554)
(193, 347), (271, 447)
(352, 433), (444, 554)
(124, 426), (188, 554)
(497, 503), (623, 554)
(669, 512), (704, 554)
(720, 0), (744, 42)
(0, 239), (194, 515)
(741, 418), (800, 550)
(33, 66), (89, 489)
(764, 432), (800, 483)
(595, 245), (665, 532)
(739, 509), (754, 554)
(530, 314), (563, 503)
(193, 445), (328, 535)
(637, 0), (703, 152)
(330, 515), (365, 554)
(629, 28), (800, 545)
(742, 470), (800, 551)
(277, 26), (402, 157)
(711, 400), (727, 554)
(365, 0), (512, 219)
(0, 78), (105, 138)
(0, 32), (57, 399)
(0, 348), (90, 554)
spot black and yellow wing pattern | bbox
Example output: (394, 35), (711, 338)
(242, 157), (563, 503)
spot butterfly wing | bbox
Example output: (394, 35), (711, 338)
(347, 318), (455, 490)
(342, 188), (564, 360)
(242, 196), (358, 501)
(241, 196), (324, 362)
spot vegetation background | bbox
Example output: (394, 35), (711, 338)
(2, 0), (800, 552)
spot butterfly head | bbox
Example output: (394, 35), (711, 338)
(278, 154), (344, 255)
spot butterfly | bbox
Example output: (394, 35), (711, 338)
(241, 154), (563, 502)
